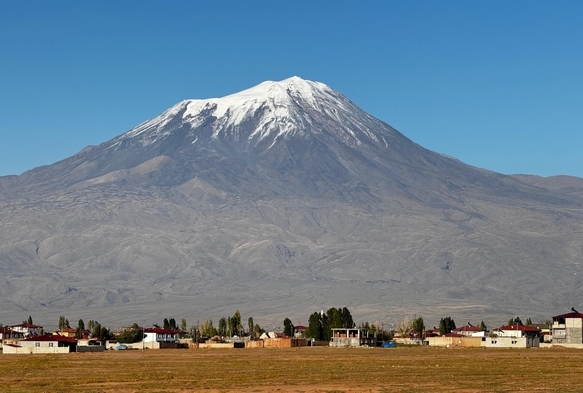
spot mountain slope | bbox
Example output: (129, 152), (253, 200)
(1, 77), (582, 327)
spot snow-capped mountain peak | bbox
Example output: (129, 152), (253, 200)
(116, 76), (385, 149)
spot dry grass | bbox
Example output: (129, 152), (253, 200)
(1, 346), (582, 392)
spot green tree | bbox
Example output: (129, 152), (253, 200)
(163, 318), (170, 330)
(324, 307), (354, 340)
(508, 317), (522, 326)
(27, 315), (33, 325)
(254, 323), (264, 337)
(180, 318), (187, 332)
(411, 316), (425, 336)
(58, 315), (70, 330)
(305, 311), (325, 341)
(117, 323), (143, 343)
(248, 317), (254, 337)
(218, 317), (227, 337)
(439, 316), (456, 335)
(77, 319), (85, 331)
(169, 318), (177, 330)
(526, 317), (533, 325)
(231, 310), (242, 336)
(479, 321), (487, 332)
(283, 318), (294, 337)
(200, 319), (216, 338)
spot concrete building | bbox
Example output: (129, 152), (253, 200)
(483, 324), (541, 348)
(452, 323), (486, 337)
(7, 323), (43, 337)
(0, 327), (24, 349)
(3, 334), (77, 354)
(330, 328), (376, 348)
(551, 311), (583, 346)
(142, 327), (180, 349)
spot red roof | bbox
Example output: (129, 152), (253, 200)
(552, 312), (583, 319)
(294, 325), (307, 331)
(0, 327), (19, 334)
(496, 324), (541, 333)
(453, 325), (481, 332)
(8, 323), (43, 329)
(144, 328), (180, 334)
(444, 333), (465, 337)
(22, 334), (77, 343)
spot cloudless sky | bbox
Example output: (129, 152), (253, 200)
(1, 0), (582, 177)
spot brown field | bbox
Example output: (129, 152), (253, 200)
(1, 346), (582, 392)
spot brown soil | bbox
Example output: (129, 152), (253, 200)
(1, 346), (582, 392)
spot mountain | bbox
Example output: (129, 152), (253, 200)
(1, 76), (582, 328)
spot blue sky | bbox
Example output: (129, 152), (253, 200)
(1, 0), (582, 177)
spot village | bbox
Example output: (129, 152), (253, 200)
(1, 306), (583, 354)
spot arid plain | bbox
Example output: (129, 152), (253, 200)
(1, 346), (582, 392)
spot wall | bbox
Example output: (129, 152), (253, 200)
(565, 318), (583, 344)
(426, 337), (482, 347)
(198, 342), (235, 349)
(3, 345), (71, 354)
(481, 336), (539, 348)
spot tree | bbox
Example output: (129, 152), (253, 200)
(508, 317), (522, 326)
(200, 319), (216, 338)
(180, 318), (187, 332)
(324, 307), (354, 341)
(231, 310), (242, 336)
(78, 319), (85, 331)
(58, 315), (70, 330)
(253, 323), (265, 337)
(218, 317), (227, 337)
(163, 318), (170, 330)
(169, 318), (177, 330)
(439, 316), (456, 335)
(27, 316), (33, 325)
(248, 317), (254, 337)
(479, 321), (487, 332)
(305, 311), (325, 341)
(412, 316), (425, 336)
(117, 323), (143, 343)
(526, 317), (533, 325)
(283, 318), (294, 337)
(396, 317), (412, 338)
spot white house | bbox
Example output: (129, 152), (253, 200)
(551, 310), (583, 347)
(329, 328), (376, 348)
(142, 327), (180, 349)
(3, 334), (77, 354)
(483, 323), (540, 348)
(7, 323), (43, 337)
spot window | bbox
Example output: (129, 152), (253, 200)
(35, 342), (40, 347)
(49, 342), (54, 347)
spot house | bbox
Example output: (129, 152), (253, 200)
(483, 324), (540, 348)
(426, 333), (482, 347)
(7, 323), (43, 337)
(3, 334), (77, 354)
(329, 327), (376, 348)
(452, 323), (486, 337)
(294, 325), (307, 338)
(142, 327), (180, 349)
(551, 310), (583, 347)
(53, 327), (78, 338)
(0, 327), (24, 348)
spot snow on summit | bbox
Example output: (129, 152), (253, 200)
(117, 76), (386, 149)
